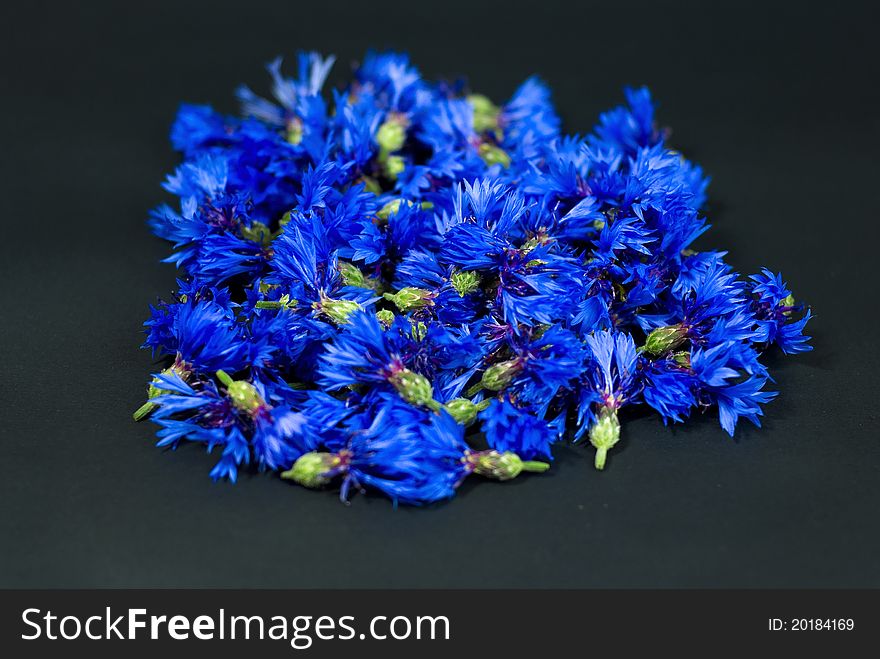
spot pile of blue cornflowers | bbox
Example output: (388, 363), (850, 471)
(136, 52), (812, 505)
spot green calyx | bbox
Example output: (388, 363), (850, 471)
(450, 270), (480, 296)
(467, 93), (501, 135)
(376, 115), (407, 154)
(133, 362), (190, 421)
(240, 221), (274, 247)
(285, 118), (303, 145)
(281, 452), (342, 488)
(359, 176), (383, 195)
(410, 320), (428, 341)
(482, 359), (522, 391)
(464, 359), (523, 398)
(376, 198), (434, 221)
(389, 368), (441, 411)
(338, 261), (381, 292)
(470, 450), (549, 481)
(255, 293), (298, 311)
(383, 287), (435, 312)
(589, 407), (621, 471)
(216, 370), (265, 414)
(375, 113), (409, 180)
(376, 309), (395, 327)
(315, 294), (362, 324)
(443, 398), (479, 425)
(642, 324), (688, 356)
(478, 142), (511, 168)
(382, 155), (405, 180)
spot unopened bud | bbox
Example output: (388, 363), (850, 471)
(226, 380), (264, 414)
(376, 116), (407, 154)
(468, 94), (500, 134)
(481, 359), (522, 391)
(281, 452), (341, 488)
(376, 309), (395, 327)
(383, 155), (405, 179)
(376, 198), (434, 221)
(383, 287), (435, 312)
(240, 221), (273, 246)
(478, 142), (511, 168)
(643, 324), (688, 356)
(286, 118), (303, 145)
(444, 398), (479, 425)
(338, 261), (380, 292)
(470, 450), (549, 481)
(389, 368), (437, 409)
(450, 270), (480, 296)
(316, 295), (362, 324)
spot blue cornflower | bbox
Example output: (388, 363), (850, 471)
(748, 269), (813, 354)
(149, 370), (313, 481)
(479, 397), (557, 460)
(282, 401), (548, 504)
(137, 49), (813, 499)
(577, 329), (641, 469)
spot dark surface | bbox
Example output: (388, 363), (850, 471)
(1, 0), (878, 588)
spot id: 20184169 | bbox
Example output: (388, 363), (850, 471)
(769, 619), (855, 632)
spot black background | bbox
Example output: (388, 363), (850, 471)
(2, 1), (878, 588)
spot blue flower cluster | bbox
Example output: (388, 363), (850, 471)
(136, 52), (812, 504)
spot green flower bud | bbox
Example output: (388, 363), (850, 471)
(133, 361), (191, 421)
(376, 309), (395, 327)
(316, 295), (362, 324)
(389, 368), (439, 410)
(481, 359), (523, 392)
(376, 198), (434, 221)
(338, 261), (380, 291)
(359, 176), (383, 195)
(450, 270), (480, 296)
(383, 287), (435, 312)
(443, 398), (479, 425)
(226, 380), (264, 414)
(383, 155), (405, 179)
(643, 324), (688, 356)
(240, 221), (273, 247)
(281, 452), (341, 488)
(468, 93), (500, 134)
(376, 118), (406, 154)
(285, 118), (303, 145)
(470, 450), (549, 481)
(672, 350), (691, 368)
(478, 142), (511, 168)
(589, 407), (621, 470)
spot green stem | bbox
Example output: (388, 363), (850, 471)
(475, 398), (492, 411)
(465, 382), (484, 398)
(215, 369), (234, 387)
(132, 401), (155, 422)
(425, 399), (442, 413)
(594, 447), (608, 470)
(521, 460), (550, 473)
(255, 300), (283, 310)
